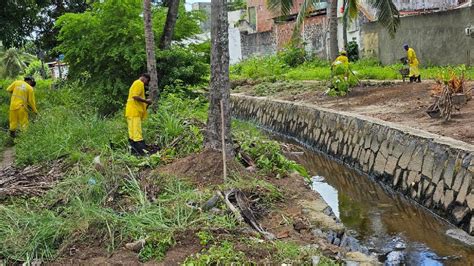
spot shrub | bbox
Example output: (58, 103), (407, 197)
(156, 47), (209, 90)
(278, 44), (307, 67)
(346, 40), (359, 62)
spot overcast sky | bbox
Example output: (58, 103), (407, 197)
(184, 0), (210, 10)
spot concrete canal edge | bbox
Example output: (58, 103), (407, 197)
(231, 94), (474, 236)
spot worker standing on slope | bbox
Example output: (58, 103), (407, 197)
(6, 77), (38, 138)
(403, 44), (421, 83)
(125, 73), (152, 156)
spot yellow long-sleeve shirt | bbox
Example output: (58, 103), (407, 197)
(125, 80), (147, 119)
(6, 80), (37, 113)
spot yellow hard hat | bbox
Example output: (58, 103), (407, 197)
(340, 50), (347, 55)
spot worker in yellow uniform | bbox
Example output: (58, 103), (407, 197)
(331, 50), (350, 78)
(6, 77), (38, 138)
(403, 44), (421, 83)
(125, 73), (152, 156)
(332, 50), (349, 69)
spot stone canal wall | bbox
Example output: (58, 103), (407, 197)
(231, 95), (474, 235)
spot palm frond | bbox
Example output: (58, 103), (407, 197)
(347, 0), (358, 21)
(266, 0), (294, 16)
(292, 0), (315, 39)
(370, 0), (400, 37)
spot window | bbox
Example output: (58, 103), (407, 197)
(248, 7), (256, 29)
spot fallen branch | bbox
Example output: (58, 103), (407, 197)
(0, 159), (66, 198)
(217, 190), (243, 222)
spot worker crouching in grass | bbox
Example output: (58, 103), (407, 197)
(6, 77), (38, 138)
(403, 44), (421, 83)
(125, 73), (153, 156)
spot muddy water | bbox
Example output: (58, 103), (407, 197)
(288, 148), (474, 266)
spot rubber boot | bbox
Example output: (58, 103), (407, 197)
(9, 130), (16, 138)
(136, 140), (148, 156)
(129, 139), (142, 156)
(409, 76), (415, 83)
(417, 75), (421, 83)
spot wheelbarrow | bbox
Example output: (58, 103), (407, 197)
(399, 57), (410, 82)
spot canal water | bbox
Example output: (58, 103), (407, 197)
(286, 147), (474, 266)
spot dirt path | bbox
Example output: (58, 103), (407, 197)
(239, 81), (474, 144)
(1, 147), (15, 168)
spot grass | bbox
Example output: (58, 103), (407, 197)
(231, 56), (474, 81)
(0, 79), (339, 265)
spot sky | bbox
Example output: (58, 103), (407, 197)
(184, 0), (210, 11)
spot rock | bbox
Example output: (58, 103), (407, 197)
(393, 168), (402, 187)
(379, 140), (390, 158)
(432, 163), (443, 184)
(398, 143), (416, 169)
(455, 176), (470, 204)
(452, 169), (466, 192)
(446, 229), (474, 246)
(406, 171), (420, 187)
(443, 158), (456, 188)
(93, 155), (105, 173)
(344, 251), (377, 264)
(293, 218), (310, 232)
(125, 239), (146, 252)
(421, 152), (434, 178)
(312, 228), (326, 238)
(384, 156), (398, 176)
(373, 153), (387, 175)
(466, 193), (474, 210)
(407, 146), (424, 173)
(470, 217), (474, 235)
(443, 190), (454, 210)
(386, 250), (405, 265)
(311, 256), (321, 266)
(452, 206), (469, 224)
(433, 180), (445, 204)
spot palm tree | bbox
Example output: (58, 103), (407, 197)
(143, 0), (159, 102)
(267, 0), (400, 60)
(204, 0), (233, 155)
(159, 0), (180, 50)
(0, 48), (36, 78)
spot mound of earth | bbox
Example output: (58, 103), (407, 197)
(158, 149), (247, 187)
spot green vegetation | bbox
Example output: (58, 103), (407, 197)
(55, 0), (206, 114)
(231, 55), (474, 81)
(234, 120), (309, 179)
(0, 76), (338, 265)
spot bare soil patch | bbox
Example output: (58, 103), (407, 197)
(158, 149), (248, 187)
(52, 149), (355, 265)
(248, 81), (474, 144)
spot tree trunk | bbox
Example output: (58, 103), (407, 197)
(204, 0), (233, 155)
(143, 0), (159, 102)
(329, 0), (339, 60)
(159, 0), (180, 50)
(342, 1), (348, 50)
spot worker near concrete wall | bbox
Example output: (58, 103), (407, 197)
(403, 44), (421, 83)
(332, 50), (349, 69)
(6, 77), (38, 138)
(125, 73), (152, 156)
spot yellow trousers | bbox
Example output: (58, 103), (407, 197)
(127, 117), (143, 142)
(9, 108), (29, 131)
(409, 64), (420, 77)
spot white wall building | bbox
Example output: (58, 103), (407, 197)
(228, 10), (245, 64)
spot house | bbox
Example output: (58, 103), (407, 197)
(241, 0), (330, 59)
(237, 0), (473, 64)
